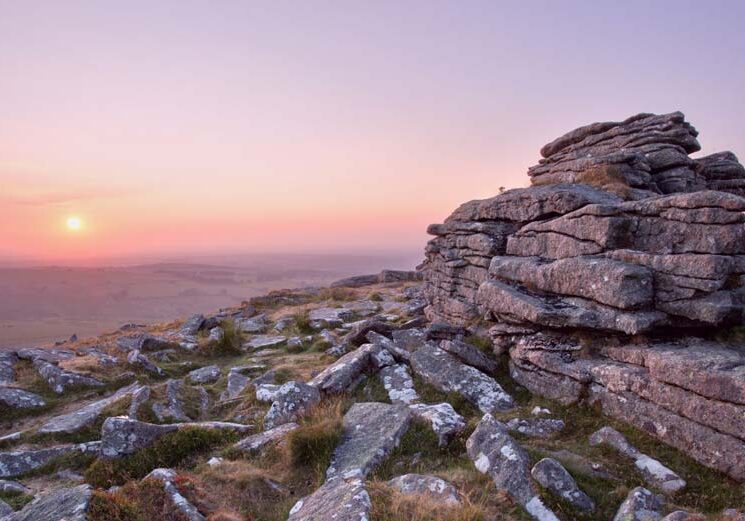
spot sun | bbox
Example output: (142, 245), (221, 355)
(66, 216), (83, 231)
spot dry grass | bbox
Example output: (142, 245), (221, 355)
(369, 481), (485, 521)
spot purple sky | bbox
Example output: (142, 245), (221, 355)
(2, 0), (744, 264)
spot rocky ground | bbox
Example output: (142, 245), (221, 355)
(0, 269), (742, 520)
(2, 112), (745, 521)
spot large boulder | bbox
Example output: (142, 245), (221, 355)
(262, 381), (321, 429)
(420, 111), (745, 481)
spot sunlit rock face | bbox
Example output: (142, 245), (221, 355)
(421, 111), (745, 481)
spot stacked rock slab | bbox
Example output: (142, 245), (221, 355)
(422, 111), (745, 481)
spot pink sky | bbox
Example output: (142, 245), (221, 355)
(2, 1), (744, 265)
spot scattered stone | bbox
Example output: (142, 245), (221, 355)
(288, 476), (370, 521)
(612, 487), (664, 521)
(116, 334), (179, 352)
(100, 417), (251, 458)
(16, 348), (74, 363)
(207, 327), (224, 343)
(152, 379), (191, 422)
(126, 349), (163, 375)
(532, 406), (552, 416)
(0, 387), (45, 410)
(207, 457), (223, 467)
(327, 402), (411, 479)
(531, 458), (595, 512)
(0, 443), (97, 478)
(387, 473), (461, 506)
(33, 360), (103, 395)
(589, 427), (686, 493)
(263, 381), (321, 429)
(179, 314), (205, 336)
(410, 343), (514, 413)
(56, 469), (85, 482)
(467, 414), (559, 521)
(145, 468), (205, 521)
(309, 343), (388, 394)
(233, 423), (299, 453)
(506, 418), (565, 439)
(244, 335), (286, 350)
(379, 364), (419, 404)
(409, 402), (466, 447)
(309, 307), (355, 328)
(187, 365), (221, 384)
(342, 319), (393, 347)
(38, 382), (144, 434)
(236, 315), (267, 333)
(368, 331), (411, 362)
(274, 316), (295, 331)
(0, 480), (30, 495)
(0, 484), (91, 521)
(440, 339), (498, 374)
(128, 385), (151, 418)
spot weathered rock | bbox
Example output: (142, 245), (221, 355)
(440, 339), (498, 374)
(263, 381), (320, 429)
(410, 343), (514, 413)
(128, 385), (151, 418)
(33, 360), (103, 395)
(612, 487), (664, 521)
(309, 307), (355, 328)
(233, 422), (299, 453)
(244, 335), (286, 350)
(409, 403), (466, 447)
(342, 318), (394, 347)
(0, 480), (30, 495)
(187, 365), (221, 384)
(116, 334), (179, 352)
(152, 379), (191, 422)
(531, 458), (595, 512)
(309, 343), (387, 394)
(0, 354), (17, 386)
(207, 327), (224, 343)
(0, 443), (98, 478)
(0, 387), (45, 410)
(0, 484), (91, 521)
(38, 382), (143, 434)
(379, 364), (419, 404)
(327, 402), (411, 479)
(126, 349), (163, 375)
(367, 330), (412, 362)
(236, 314), (268, 334)
(288, 476), (370, 521)
(589, 427), (686, 493)
(145, 468), (205, 521)
(16, 348), (74, 363)
(100, 417), (250, 458)
(387, 473), (461, 505)
(506, 418), (565, 439)
(180, 314), (205, 336)
(467, 414), (559, 521)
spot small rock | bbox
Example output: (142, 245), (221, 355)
(387, 473), (461, 506)
(589, 427), (686, 493)
(263, 381), (321, 429)
(612, 487), (664, 521)
(531, 458), (595, 512)
(244, 335), (286, 350)
(233, 423), (299, 453)
(145, 468), (205, 521)
(127, 350), (163, 375)
(0, 443), (96, 478)
(379, 364), (419, 404)
(506, 418), (565, 438)
(187, 365), (221, 384)
(208, 327), (224, 343)
(532, 406), (552, 416)
(440, 339), (498, 374)
(33, 360), (103, 395)
(0, 387), (46, 410)
(309, 343), (387, 394)
(236, 315), (267, 334)
(0, 480), (31, 495)
(409, 403), (466, 447)
(288, 476), (370, 521)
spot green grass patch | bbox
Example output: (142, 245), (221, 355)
(0, 490), (34, 511)
(85, 427), (238, 488)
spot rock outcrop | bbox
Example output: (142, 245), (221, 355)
(422, 111), (745, 481)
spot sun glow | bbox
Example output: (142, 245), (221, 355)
(66, 216), (83, 231)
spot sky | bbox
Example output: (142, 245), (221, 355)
(2, 0), (745, 266)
